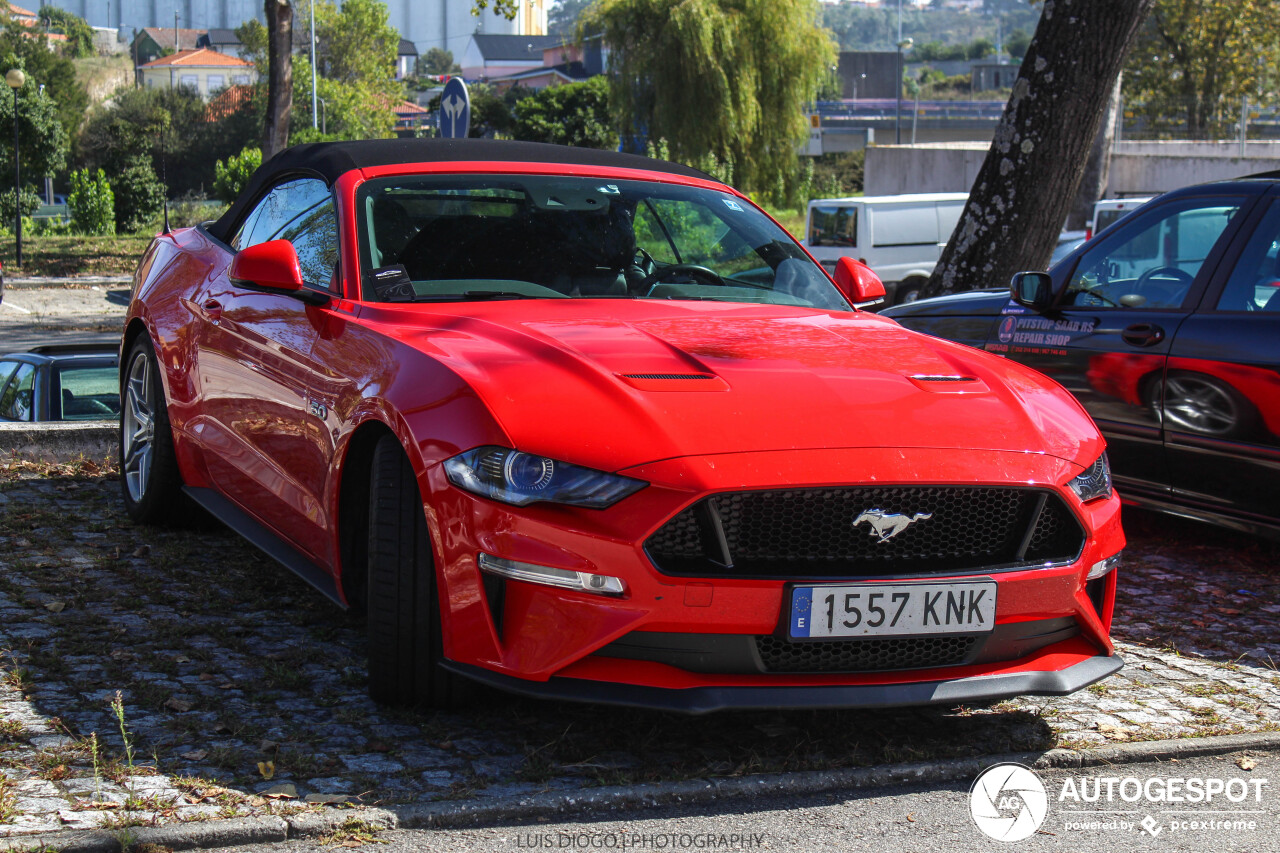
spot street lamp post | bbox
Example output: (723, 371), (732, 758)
(6, 69), (24, 270)
(316, 96), (326, 134)
(895, 38), (912, 144)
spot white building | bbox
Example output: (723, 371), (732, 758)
(54, 0), (546, 61)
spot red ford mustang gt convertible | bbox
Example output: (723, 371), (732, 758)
(120, 139), (1124, 712)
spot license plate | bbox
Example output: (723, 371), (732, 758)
(789, 581), (997, 639)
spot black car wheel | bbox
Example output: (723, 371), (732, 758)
(895, 277), (927, 305)
(366, 434), (471, 708)
(1150, 370), (1260, 439)
(120, 335), (187, 524)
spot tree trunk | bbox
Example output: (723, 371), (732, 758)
(1065, 73), (1122, 231)
(262, 0), (293, 160)
(923, 0), (1156, 298)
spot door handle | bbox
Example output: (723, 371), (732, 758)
(1121, 322), (1164, 347)
(202, 298), (223, 324)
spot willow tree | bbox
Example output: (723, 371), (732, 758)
(924, 0), (1156, 298)
(583, 0), (835, 195)
(1124, 0), (1280, 139)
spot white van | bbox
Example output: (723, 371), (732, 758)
(1088, 197), (1153, 239)
(803, 193), (967, 304)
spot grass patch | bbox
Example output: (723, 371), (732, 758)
(0, 233), (154, 277)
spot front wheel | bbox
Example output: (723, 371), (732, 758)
(120, 335), (187, 525)
(365, 435), (472, 708)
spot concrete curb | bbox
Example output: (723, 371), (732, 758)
(13, 731), (1280, 852)
(0, 423), (118, 465)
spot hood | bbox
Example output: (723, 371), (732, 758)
(880, 288), (1011, 320)
(372, 300), (1102, 473)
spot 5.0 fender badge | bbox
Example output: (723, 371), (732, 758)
(853, 508), (933, 542)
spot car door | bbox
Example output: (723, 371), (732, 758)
(984, 194), (1253, 498)
(191, 177), (339, 558)
(0, 362), (37, 422)
(1161, 191), (1280, 523)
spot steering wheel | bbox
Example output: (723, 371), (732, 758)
(1135, 266), (1194, 289)
(639, 264), (726, 291)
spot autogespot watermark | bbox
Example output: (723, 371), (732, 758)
(970, 762), (1269, 842)
(513, 833), (767, 849)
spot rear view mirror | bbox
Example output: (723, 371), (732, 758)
(1010, 271), (1054, 311)
(833, 257), (886, 306)
(229, 240), (329, 305)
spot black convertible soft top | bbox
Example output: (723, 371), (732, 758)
(207, 138), (714, 244)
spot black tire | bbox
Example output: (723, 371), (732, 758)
(366, 435), (470, 708)
(119, 335), (188, 525)
(895, 277), (926, 305)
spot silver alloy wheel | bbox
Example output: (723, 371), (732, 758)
(122, 349), (156, 502)
(1162, 374), (1239, 435)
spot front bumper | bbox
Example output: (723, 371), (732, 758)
(442, 652), (1123, 715)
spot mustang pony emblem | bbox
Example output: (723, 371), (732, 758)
(853, 508), (933, 542)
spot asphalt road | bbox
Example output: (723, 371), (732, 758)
(0, 285), (126, 351)
(195, 752), (1278, 853)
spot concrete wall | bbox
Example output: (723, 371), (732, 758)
(864, 141), (1280, 198)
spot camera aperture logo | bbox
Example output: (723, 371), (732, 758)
(970, 763), (1049, 842)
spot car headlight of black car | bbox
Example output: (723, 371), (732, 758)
(1068, 453), (1112, 502)
(444, 446), (646, 509)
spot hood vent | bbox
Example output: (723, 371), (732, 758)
(622, 373), (716, 381)
(910, 374), (976, 382)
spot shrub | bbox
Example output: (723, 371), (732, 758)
(113, 157), (165, 233)
(0, 188), (43, 228)
(68, 168), (115, 235)
(214, 146), (262, 204)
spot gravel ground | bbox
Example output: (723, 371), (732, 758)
(2, 459), (1279, 840)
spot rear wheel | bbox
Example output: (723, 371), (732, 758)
(120, 335), (187, 525)
(365, 435), (471, 707)
(895, 277), (927, 305)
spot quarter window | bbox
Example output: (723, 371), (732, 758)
(1216, 200), (1280, 312)
(1061, 199), (1241, 310)
(232, 178), (339, 290)
(0, 363), (36, 421)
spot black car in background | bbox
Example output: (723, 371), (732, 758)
(0, 345), (120, 422)
(884, 175), (1280, 539)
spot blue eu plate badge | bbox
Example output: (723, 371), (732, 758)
(790, 587), (813, 638)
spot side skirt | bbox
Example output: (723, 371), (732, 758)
(183, 486), (346, 609)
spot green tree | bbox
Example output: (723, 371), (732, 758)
(292, 54), (398, 140)
(548, 0), (594, 38)
(314, 0), (398, 85)
(417, 47), (461, 76)
(511, 77), (614, 148)
(113, 157), (165, 232)
(68, 168), (115, 235)
(38, 7), (95, 58)
(584, 0), (835, 197)
(0, 20), (90, 139)
(1123, 0), (1280, 138)
(213, 147), (262, 204)
(0, 78), (69, 181)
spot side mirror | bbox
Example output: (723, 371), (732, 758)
(1010, 271), (1054, 311)
(833, 256), (886, 306)
(228, 240), (329, 305)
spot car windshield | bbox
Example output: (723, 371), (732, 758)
(356, 174), (848, 310)
(57, 365), (120, 420)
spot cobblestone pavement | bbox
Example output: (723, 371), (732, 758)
(2, 463), (1279, 839)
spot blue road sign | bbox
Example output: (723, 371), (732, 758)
(438, 77), (470, 139)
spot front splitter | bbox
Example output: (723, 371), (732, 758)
(441, 653), (1124, 715)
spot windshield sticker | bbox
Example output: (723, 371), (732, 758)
(723, 198), (744, 212)
(371, 265), (414, 302)
(597, 184), (620, 195)
(987, 315), (1098, 357)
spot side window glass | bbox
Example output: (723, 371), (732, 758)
(0, 360), (18, 392)
(1216, 200), (1280, 312)
(232, 178), (339, 289)
(0, 363), (36, 421)
(808, 206), (856, 248)
(1062, 199), (1241, 310)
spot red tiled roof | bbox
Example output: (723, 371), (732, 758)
(7, 3), (36, 18)
(204, 84), (254, 121)
(139, 48), (253, 69)
(395, 100), (429, 115)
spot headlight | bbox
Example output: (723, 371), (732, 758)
(443, 446), (646, 509)
(1068, 452), (1112, 502)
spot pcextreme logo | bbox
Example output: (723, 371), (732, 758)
(970, 763), (1049, 842)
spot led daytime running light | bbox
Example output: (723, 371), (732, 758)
(478, 553), (626, 596)
(1088, 552), (1122, 580)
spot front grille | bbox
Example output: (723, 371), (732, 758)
(756, 634), (980, 673)
(645, 486), (1084, 578)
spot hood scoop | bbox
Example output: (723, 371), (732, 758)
(619, 372), (729, 392)
(908, 374), (989, 393)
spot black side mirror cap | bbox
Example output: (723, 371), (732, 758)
(1010, 271), (1054, 311)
